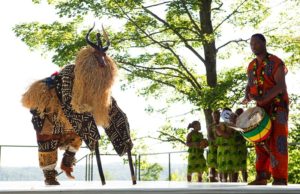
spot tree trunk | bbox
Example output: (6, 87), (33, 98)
(199, 0), (217, 88)
(204, 108), (213, 139)
(199, 0), (217, 131)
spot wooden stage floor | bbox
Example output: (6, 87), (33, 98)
(0, 181), (299, 194)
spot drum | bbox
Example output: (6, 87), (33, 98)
(236, 107), (271, 143)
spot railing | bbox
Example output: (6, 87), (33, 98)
(137, 142), (300, 181)
(82, 152), (137, 181)
(138, 150), (188, 181)
(0, 145), (138, 181)
(0, 145), (182, 181)
(0, 143), (299, 181)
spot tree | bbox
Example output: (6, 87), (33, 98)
(139, 161), (164, 181)
(13, 0), (300, 136)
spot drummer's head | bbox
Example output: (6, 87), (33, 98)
(250, 33), (267, 56)
(212, 110), (220, 122)
(188, 121), (201, 131)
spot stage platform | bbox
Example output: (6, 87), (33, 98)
(0, 181), (299, 194)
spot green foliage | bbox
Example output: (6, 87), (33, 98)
(288, 148), (300, 184)
(268, 35), (300, 67)
(246, 148), (257, 182)
(288, 97), (300, 183)
(20, 1), (294, 116)
(139, 160), (163, 181)
(171, 171), (186, 181)
(290, 121), (300, 146)
(32, 0), (41, 4)
(198, 66), (247, 109)
(228, 0), (270, 29)
(121, 130), (165, 180)
(13, 17), (85, 66)
(129, 130), (149, 155)
(157, 124), (187, 150)
(264, 1), (300, 68)
(97, 133), (111, 152)
(14, 0), (298, 112)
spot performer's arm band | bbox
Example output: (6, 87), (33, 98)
(30, 109), (45, 132)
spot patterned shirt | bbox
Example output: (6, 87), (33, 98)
(247, 54), (289, 109)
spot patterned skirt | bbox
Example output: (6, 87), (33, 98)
(187, 149), (207, 174)
(234, 143), (248, 171)
(217, 145), (238, 173)
(207, 144), (218, 168)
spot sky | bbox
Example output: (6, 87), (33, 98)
(0, 0), (299, 167)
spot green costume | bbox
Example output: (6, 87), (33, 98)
(233, 131), (247, 171)
(215, 123), (238, 173)
(187, 131), (207, 174)
(207, 123), (218, 168)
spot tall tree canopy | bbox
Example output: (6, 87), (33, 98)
(14, 0), (300, 131)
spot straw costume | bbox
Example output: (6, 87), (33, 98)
(22, 26), (133, 185)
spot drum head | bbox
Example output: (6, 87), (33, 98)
(236, 107), (264, 129)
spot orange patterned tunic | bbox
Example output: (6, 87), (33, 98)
(246, 53), (289, 180)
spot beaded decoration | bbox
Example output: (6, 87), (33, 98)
(252, 54), (282, 120)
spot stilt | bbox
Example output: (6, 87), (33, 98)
(95, 142), (106, 185)
(127, 150), (137, 185)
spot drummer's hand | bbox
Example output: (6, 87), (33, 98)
(247, 93), (261, 102)
(229, 114), (237, 124)
(253, 95), (267, 105)
(241, 97), (250, 105)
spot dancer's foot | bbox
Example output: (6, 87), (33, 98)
(43, 170), (60, 185)
(61, 150), (76, 179)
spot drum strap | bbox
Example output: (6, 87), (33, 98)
(257, 141), (273, 156)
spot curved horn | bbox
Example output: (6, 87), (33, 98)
(96, 32), (103, 48)
(85, 23), (99, 50)
(102, 25), (110, 52)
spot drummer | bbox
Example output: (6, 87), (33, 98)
(242, 33), (289, 185)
